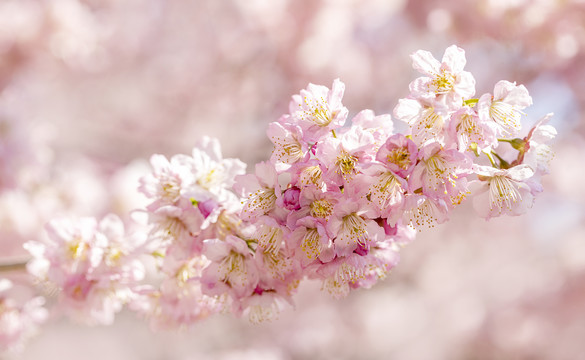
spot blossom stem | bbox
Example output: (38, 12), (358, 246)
(491, 151), (510, 169)
(246, 239), (258, 252)
(486, 152), (497, 167)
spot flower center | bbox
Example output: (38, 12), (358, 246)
(244, 188), (277, 217)
(300, 228), (322, 260)
(301, 96), (332, 126)
(257, 226), (283, 255)
(335, 150), (358, 179)
(272, 136), (303, 164)
(489, 101), (520, 135)
(219, 251), (247, 288)
(488, 175), (522, 211)
(386, 147), (411, 170)
(310, 199), (333, 219)
(430, 69), (455, 94)
(160, 177), (181, 202)
(370, 172), (402, 210)
(300, 165), (323, 187)
(197, 168), (222, 190)
(339, 213), (368, 246)
(457, 113), (484, 148)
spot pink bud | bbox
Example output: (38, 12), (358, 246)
(282, 187), (301, 211)
(198, 199), (218, 218)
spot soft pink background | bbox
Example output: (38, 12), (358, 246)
(1, 0), (584, 359)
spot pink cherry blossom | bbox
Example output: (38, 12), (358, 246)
(24, 214), (146, 325)
(327, 196), (384, 257)
(239, 291), (292, 324)
(375, 134), (419, 178)
(200, 235), (259, 300)
(287, 185), (341, 228)
(286, 79), (349, 142)
(356, 164), (408, 218)
(472, 164), (537, 219)
(235, 161), (281, 222)
(448, 106), (498, 153)
(287, 217), (332, 266)
(477, 80), (533, 137)
(0, 279), (47, 354)
(393, 97), (447, 146)
(396, 194), (450, 230)
(409, 45), (476, 111)
(408, 142), (471, 204)
(520, 113), (557, 175)
(138, 154), (194, 207)
(315, 125), (376, 185)
(350, 109), (394, 148)
(267, 122), (308, 172)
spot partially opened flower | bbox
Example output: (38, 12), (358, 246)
(520, 113), (557, 175)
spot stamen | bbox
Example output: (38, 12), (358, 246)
(490, 101), (521, 135)
(386, 147), (411, 170)
(243, 188), (277, 217)
(257, 226), (282, 256)
(335, 150), (358, 180)
(300, 228), (323, 260)
(300, 96), (332, 126)
(219, 251), (248, 289)
(406, 198), (441, 230)
(310, 199), (333, 219)
(271, 136), (304, 164)
(413, 107), (443, 143)
(300, 165), (323, 187)
(429, 69), (456, 94)
(488, 175), (522, 212)
(339, 213), (368, 247)
(370, 172), (402, 210)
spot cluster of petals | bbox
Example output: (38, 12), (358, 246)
(20, 45), (555, 330)
(24, 215), (145, 325)
(0, 279), (48, 354)
(393, 46), (554, 221)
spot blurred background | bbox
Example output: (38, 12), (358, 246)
(1, 0), (585, 359)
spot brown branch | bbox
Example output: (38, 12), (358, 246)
(0, 258), (29, 273)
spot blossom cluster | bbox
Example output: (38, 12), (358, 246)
(0, 279), (47, 354)
(19, 45), (556, 339)
(24, 215), (145, 325)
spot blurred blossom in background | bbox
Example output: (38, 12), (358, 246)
(1, 0), (585, 359)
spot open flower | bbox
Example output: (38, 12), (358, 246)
(408, 142), (471, 204)
(394, 97), (447, 146)
(472, 164), (537, 219)
(201, 235), (259, 300)
(286, 79), (348, 142)
(235, 162), (280, 222)
(477, 80), (533, 137)
(409, 45), (476, 111)
(316, 126), (376, 185)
